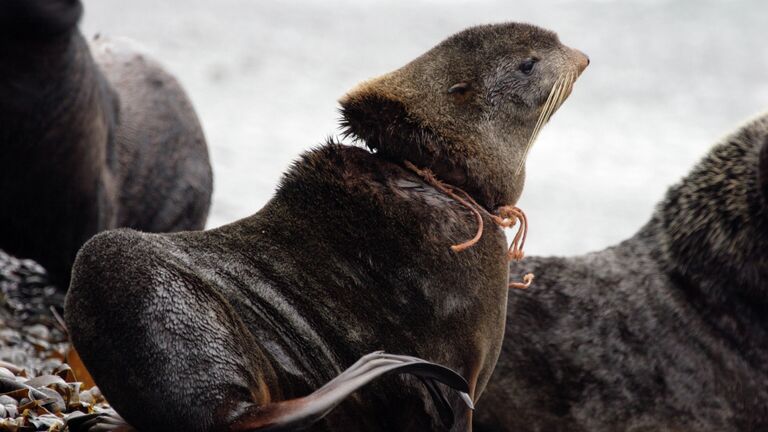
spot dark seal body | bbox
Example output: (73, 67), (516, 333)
(67, 144), (509, 431)
(65, 23), (588, 431)
(474, 113), (768, 432)
(0, 0), (212, 286)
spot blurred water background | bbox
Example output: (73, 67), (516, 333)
(82, 0), (767, 257)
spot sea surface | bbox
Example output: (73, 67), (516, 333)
(82, 0), (768, 256)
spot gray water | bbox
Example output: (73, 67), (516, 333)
(82, 0), (768, 256)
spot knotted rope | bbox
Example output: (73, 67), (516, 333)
(403, 161), (534, 289)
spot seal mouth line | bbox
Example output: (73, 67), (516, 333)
(515, 72), (575, 176)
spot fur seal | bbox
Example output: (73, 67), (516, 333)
(65, 23), (588, 431)
(0, 0), (212, 287)
(474, 112), (768, 432)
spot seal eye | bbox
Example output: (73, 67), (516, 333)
(448, 82), (471, 95)
(518, 59), (537, 75)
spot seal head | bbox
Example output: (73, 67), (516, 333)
(341, 23), (589, 210)
(0, 0), (83, 39)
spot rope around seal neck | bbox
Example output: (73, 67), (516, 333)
(403, 161), (534, 289)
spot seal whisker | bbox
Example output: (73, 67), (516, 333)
(519, 76), (565, 173)
(551, 74), (568, 113)
(557, 72), (576, 109)
(527, 79), (559, 141)
(544, 74), (569, 124)
(531, 76), (563, 141)
(526, 92), (553, 149)
(535, 74), (570, 142)
(515, 75), (565, 175)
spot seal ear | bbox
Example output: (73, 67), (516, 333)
(759, 134), (768, 203)
(339, 80), (412, 152)
(339, 78), (446, 164)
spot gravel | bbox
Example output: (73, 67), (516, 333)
(0, 251), (111, 431)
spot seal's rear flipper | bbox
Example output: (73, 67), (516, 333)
(230, 351), (472, 431)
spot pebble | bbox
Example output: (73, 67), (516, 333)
(89, 386), (102, 400)
(26, 324), (50, 340)
(0, 396), (17, 406)
(78, 390), (94, 405)
(0, 248), (113, 430)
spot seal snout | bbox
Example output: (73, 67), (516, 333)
(572, 49), (590, 73)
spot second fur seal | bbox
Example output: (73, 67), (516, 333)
(65, 23), (588, 431)
(475, 112), (768, 431)
(0, 0), (212, 286)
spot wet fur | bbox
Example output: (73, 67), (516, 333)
(65, 22), (587, 432)
(0, 0), (212, 286)
(67, 143), (509, 431)
(474, 113), (768, 431)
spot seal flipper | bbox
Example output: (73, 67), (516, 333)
(419, 376), (458, 428)
(229, 351), (472, 431)
(65, 352), (471, 432)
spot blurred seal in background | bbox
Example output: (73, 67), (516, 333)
(476, 112), (768, 432)
(0, 0), (212, 287)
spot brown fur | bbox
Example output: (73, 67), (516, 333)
(340, 23), (588, 210)
(66, 23), (586, 431)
